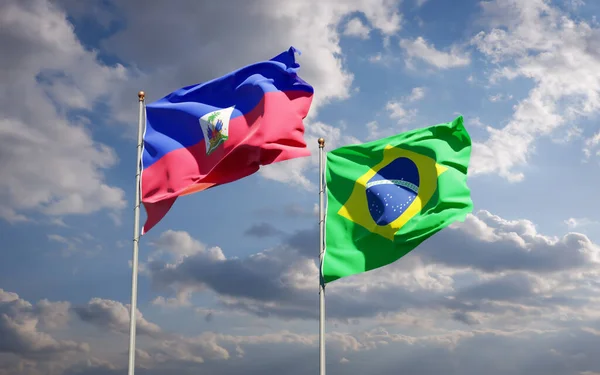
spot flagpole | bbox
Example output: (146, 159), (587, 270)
(318, 137), (326, 375)
(127, 90), (145, 375)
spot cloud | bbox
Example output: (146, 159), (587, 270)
(565, 217), (600, 229)
(469, 0), (600, 181)
(147, 230), (226, 264)
(367, 86), (426, 140)
(7, 252), (600, 375)
(254, 203), (318, 219)
(399, 36), (471, 69)
(46, 234), (99, 257)
(61, 358), (120, 375)
(50, 326), (600, 375)
(0, 289), (88, 362)
(584, 131), (600, 159)
(243, 222), (285, 238)
(342, 17), (371, 39)
(152, 291), (193, 309)
(455, 272), (536, 302)
(72, 298), (161, 337)
(369, 53), (384, 63)
(418, 210), (600, 274)
(385, 100), (417, 122)
(144, 209), (600, 326)
(0, 291), (327, 375)
(0, 0), (127, 224)
(137, 333), (231, 366)
(384, 87), (425, 117)
(451, 310), (481, 326)
(32, 289), (327, 372)
(62, 323), (600, 375)
(489, 93), (514, 102)
(408, 87), (426, 102)
(147, 241), (318, 319)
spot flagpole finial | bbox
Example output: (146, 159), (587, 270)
(138, 91), (145, 101)
(318, 138), (325, 148)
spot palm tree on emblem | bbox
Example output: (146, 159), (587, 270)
(206, 111), (227, 152)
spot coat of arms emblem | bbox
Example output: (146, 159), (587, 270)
(199, 106), (235, 155)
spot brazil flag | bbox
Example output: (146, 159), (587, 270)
(322, 116), (473, 283)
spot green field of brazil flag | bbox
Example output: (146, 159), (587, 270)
(323, 116), (473, 283)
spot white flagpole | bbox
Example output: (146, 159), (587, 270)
(127, 90), (145, 375)
(318, 137), (326, 375)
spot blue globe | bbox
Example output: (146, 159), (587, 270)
(365, 157), (420, 226)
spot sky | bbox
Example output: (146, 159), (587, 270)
(1, 0), (600, 374)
